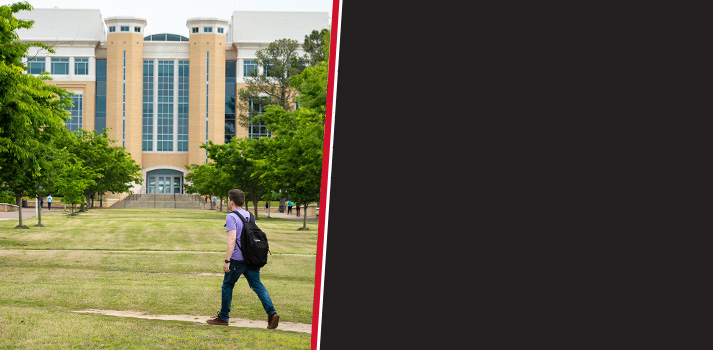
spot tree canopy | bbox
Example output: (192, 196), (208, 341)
(0, 2), (74, 227)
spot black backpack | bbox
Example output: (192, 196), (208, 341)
(232, 210), (270, 268)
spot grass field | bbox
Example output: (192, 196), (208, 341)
(0, 208), (319, 349)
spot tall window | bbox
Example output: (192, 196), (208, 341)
(142, 60), (189, 153)
(243, 60), (257, 77)
(157, 60), (174, 152)
(74, 58), (89, 75)
(142, 60), (154, 151)
(177, 61), (189, 152)
(95, 60), (106, 133)
(65, 94), (83, 131)
(27, 57), (45, 74)
(51, 58), (69, 75)
(248, 97), (270, 139)
(225, 61), (236, 143)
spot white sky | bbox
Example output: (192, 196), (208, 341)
(1, 0), (333, 36)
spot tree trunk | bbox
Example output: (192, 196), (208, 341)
(35, 195), (43, 227)
(80, 193), (91, 212)
(252, 194), (260, 220)
(15, 193), (28, 229)
(301, 203), (309, 230)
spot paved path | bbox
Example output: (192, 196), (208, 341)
(73, 309), (311, 333)
(0, 207), (54, 220)
(0, 207), (318, 222)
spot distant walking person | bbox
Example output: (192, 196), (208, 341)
(47, 195), (52, 211)
(40, 197), (43, 209)
(296, 203), (300, 217)
(287, 201), (293, 215)
(206, 189), (279, 329)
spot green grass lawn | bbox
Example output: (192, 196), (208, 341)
(0, 208), (318, 349)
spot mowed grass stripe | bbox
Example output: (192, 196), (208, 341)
(0, 208), (318, 253)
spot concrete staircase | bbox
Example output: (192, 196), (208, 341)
(112, 194), (205, 209)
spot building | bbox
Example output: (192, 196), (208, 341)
(15, 8), (329, 198)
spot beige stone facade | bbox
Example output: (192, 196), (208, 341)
(187, 32), (226, 166)
(106, 30), (144, 165)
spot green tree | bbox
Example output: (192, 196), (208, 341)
(236, 38), (306, 131)
(203, 138), (273, 219)
(58, 129), (142, 211)
(0, 2), (73, 226)
(1, 2), (72, 163)
(257, 29), (331, 229)
(0, 141), (51, 228)
(55, 157), (98, 216)
(184, 162), (232, 210)
(303, 29), (330, 66)
(261, 107), (324, 230)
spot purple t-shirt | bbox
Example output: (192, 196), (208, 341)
(226, 209), (251, 261)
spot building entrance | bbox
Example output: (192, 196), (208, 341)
(146, 169), (184, 194)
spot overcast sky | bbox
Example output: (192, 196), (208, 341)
(1, 0), (333, 36)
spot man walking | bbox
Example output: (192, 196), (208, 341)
(47, 195), (52, 211)
(207, 189), (279, 329)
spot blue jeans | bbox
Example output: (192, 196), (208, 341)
(219, 260), (276, 321)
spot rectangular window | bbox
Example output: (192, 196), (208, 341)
(243, 60), (257, 77)
(157, 60), (174, 152)
(203, 27), (212, 33)
(109, 26), (115, 32)
(27, 57), (46, 74)
(225, 61), (236, 143)
(120, 26), (129, 32)
(95, 60), (107, 133)
(134, 26), (141, 32)
(65, 94), (83, 131)
(192, 27), (199, 33)
(218, 27), (224, 33)
(142, 60), (154, 151)
(74, 58), (89, 75)
(51, 58), (69, 75)
(177, 60), (189, 152)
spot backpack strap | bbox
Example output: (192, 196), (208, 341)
(231, 210), (249, 252)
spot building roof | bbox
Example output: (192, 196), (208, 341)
(14, 8), (106, 42)
(230, 11), (330, 43)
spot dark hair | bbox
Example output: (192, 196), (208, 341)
(228, 189), (245, 207)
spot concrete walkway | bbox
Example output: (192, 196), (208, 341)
(0, 206), (318, 222)
(0, 207), (54, 221)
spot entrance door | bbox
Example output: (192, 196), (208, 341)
(158, 176), (172, 194)
(146, 170), (183, 194)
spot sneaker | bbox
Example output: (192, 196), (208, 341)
(207, 314), (229, 326)
(267, 312), (279, 329)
